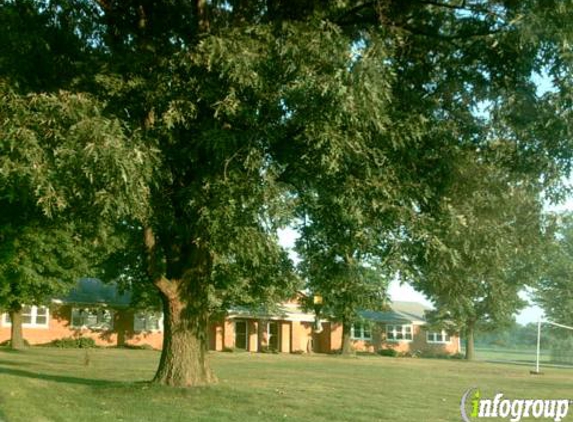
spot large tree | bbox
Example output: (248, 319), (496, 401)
(3, 0), (573, 386)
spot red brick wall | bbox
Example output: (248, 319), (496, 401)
(328, 322), (461, 355)
(0, 305), (163, 349)
(1, 306), (460, 355)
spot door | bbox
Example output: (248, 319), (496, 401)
(267, 321), (279, 351)
(235, 320), (248, 350)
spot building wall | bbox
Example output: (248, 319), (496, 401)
(328, 323), (461, 355)
(0, 305), (163, 349)
(210, 318), (313, 353)
(1, 305), (460, 355)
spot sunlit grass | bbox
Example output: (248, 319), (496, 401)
(0, 347), (571, 421)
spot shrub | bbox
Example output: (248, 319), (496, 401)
(222, 347), (248, 353)
(417, 349), (459, 360)
(398, 350), (422, 358)
(377, 348), (398, 357)
(47, 337), (96, 348)
(120, 343), (155, 351)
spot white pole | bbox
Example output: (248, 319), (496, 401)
(536, 318), (541, 373)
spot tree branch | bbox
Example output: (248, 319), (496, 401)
(143, 226), (173, 296)
(335, 1), (378, 26)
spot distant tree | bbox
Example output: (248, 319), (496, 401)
(412, 154), (549, 360)
(534, 212), (573, 324)
(474, 321), (540, 348)
(0, 224), (89, 349)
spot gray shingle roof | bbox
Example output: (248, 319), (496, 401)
(57, 278), (131, 307)
(359, 301), (430, 324)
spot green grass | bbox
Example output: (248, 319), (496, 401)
(473, 346), (543, 363)
(0, 347), (572, 422)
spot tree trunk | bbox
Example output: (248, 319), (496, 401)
(144, 227), (216, 387)
(9, 308), (26, 350)
(341, 320), (353, 355)
(152, 290), (217, 387)
(465, 321), (475, 361)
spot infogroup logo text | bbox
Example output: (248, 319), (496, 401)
(461, 388), (571, 422)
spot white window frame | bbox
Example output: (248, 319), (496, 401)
(351, 322), (372, 341)
(386, 324), (413, 342)
(1, 306), (50, 329)
(426, 329), (451, 344)
(133, 311), (164, 332)
(71, 307), (114, 330)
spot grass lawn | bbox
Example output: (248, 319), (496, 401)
(0, 347), (571, 422)
(473, 346), (544, 363)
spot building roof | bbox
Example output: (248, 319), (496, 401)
(56, 278), (131, 307)
(53, 281), (430, 324)
(359, 301), (430, 324)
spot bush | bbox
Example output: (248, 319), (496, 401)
(377, 348), (398, 357)
(222, 347), (248, 353)
(398, 350), (422, 358)
(47, 337), (96, 349)
(120, 343), (155, 351)
(418, 349), (460, 360)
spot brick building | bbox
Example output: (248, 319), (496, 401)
(0, 279), (460, 355)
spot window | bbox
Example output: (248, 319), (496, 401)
(426, 330), (451, 344)
(71, 308), (114, 330)
(134, 312), (163, 332)
(2, 306), (49, 328)
(386, 324), (413, 341)
(351, 322), (372, 340)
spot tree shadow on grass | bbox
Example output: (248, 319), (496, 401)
(0, 359), (33, 367)
(0, 366), (128, 387)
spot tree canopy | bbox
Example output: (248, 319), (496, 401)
(410, 151), (550, 359)
(2, 0), (573, 385)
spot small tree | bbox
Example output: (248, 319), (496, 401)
(0, 224), (91, 349)
(413, 155), (548, 360)
(0, 3), (152, 349)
